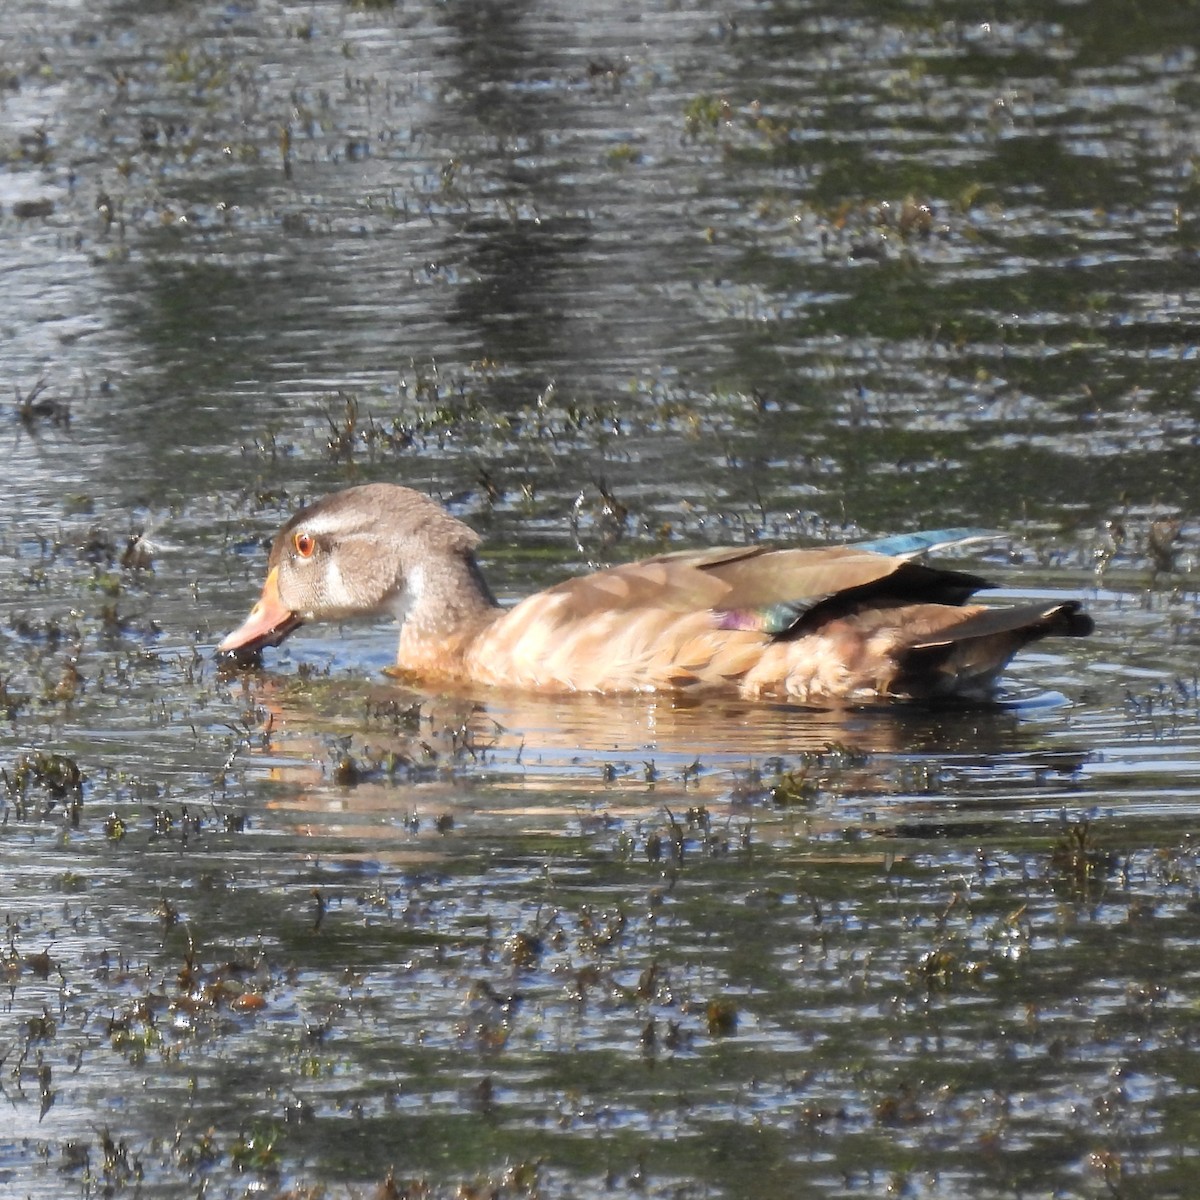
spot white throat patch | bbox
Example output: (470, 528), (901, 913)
(386, 561), (423, 626)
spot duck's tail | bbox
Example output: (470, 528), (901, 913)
(893, 600), (1093, 699)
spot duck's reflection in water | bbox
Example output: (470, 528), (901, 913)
(226, 673), (1085, 855)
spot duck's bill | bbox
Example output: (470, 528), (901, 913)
(216, 567), (304, 665)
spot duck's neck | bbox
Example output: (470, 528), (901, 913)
(395, 552), (501, 671)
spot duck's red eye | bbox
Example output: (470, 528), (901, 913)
(293, 531), (316, 558)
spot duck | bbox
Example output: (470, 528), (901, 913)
(217, 483), (1092, 703)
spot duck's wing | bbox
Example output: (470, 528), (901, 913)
(850, 528), (998, 557)
(495, 541), (991, 647)
(694, 545), (991, 638)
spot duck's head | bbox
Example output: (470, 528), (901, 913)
(216, 483), (486, 664)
